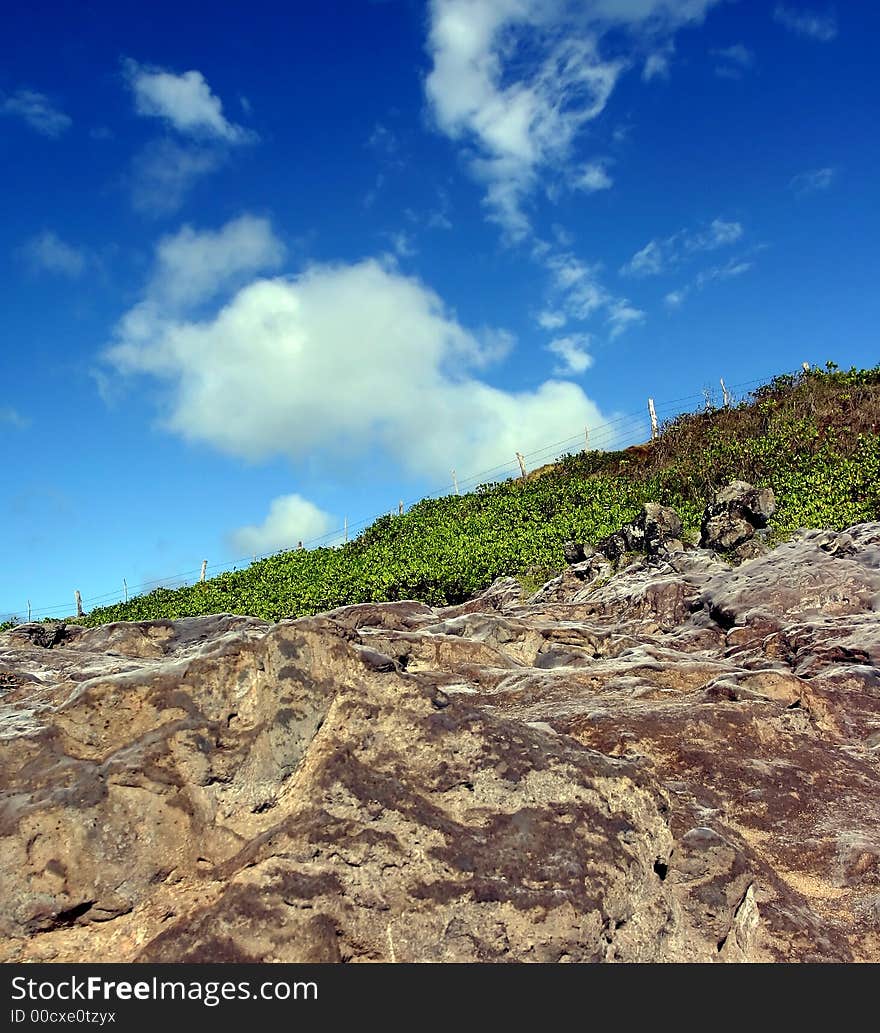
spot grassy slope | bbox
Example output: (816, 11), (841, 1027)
(6, 364), (880, 630)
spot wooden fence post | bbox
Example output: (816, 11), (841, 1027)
(451, 469), (459, 496)
(720, 378), (731, 407)
(516, 452), (527, 478)
(199, 560), (207, 583)
(27, 600), (31, 622)
(398, 500), (404, 516)
(123, 579), (128, 602)
(74, 590), (83, 617)
(648, 398), (658, 440)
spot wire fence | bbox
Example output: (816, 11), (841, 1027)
(2, 367), (797, 624)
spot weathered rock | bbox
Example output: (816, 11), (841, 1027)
(1, 523), (879, 964)
(562, 540), (587, 564)
(596, 503), (684, 564)
(700, 481), (777, 552)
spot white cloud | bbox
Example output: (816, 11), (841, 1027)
(0, 89), (71, 137)
(537, 310), (567, 330)
(536, 245), (642, 339)
(790, 166), (836, 195)
(424, 0), (721, 237)
(773, 5), (837, 42)
(19, 231), (86, 277)
(642, 39), (675, 81)
(130, 138), (224, 216)
(666, 255), (754, 308)
(621, 217), (743, 276)
(124, 60), (254, 142)
(104, 227), (609, 477)
(695, 257), (753, 286)
(547, 334), (593, 375)
(606, 299), (645, 337)
(576, 161), (613, 192)
(149, 215), (285, 309)
(230, 494), (335, 555)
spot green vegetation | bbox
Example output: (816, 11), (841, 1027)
(4, 363), (879, 631)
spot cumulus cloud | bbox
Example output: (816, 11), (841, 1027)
(19, 231), (86, 277)
(424, 0), (721, 237)
(103, 222), (609, 477)
(149, 215), (286, 308)
(620, 217), (743, 276)
(230, 494), (336, 555)
(547, 334), (593, 375)
(773, 5), (837, 42)
(124, 59), (254, 142)
(790, 166), (836, 195)
(0, 89), (71, 137)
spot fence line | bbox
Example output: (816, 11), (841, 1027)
(3, 368), (799, 623)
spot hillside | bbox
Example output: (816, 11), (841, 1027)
(7, 362), (880, 630)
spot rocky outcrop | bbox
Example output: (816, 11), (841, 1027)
(1, 524), (879, 963)
(700, 480), (776, 557)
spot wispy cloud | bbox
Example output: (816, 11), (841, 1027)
(123, 59), (255, 142)
(575, 161), (613, 193)
(0, 406), (30, 430)
(712, 43), (755, 78)
(790, 166), (836, 195)
(773, 5), (837, 42)
(666, 255), (755, 308)
(424, 0), (721, 240)
(0, 89), (71, 137)
(536, 244), (644, 341)
(620, 218), (743, 277)
(18, 230), (86, 278)
(130, 138), (225, 217)
(547, 334), (593, 376)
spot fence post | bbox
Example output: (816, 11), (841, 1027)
(123, 578), (128, 602)
(344, 517), (348, 543)
(74, 590), (83, 617)
(720, 378), (731, 407)
(451, 469), (459, 496)
(199, 560), (208, 583)
(27, 599), (31, 622)
(648, 398), (658, 440)
(516, 452), (527, 478)
(398, 500), (404, 516)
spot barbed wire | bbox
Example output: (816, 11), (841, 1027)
(2, 366), (804, 622)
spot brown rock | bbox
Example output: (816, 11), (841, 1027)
(1, 523), (879, 964)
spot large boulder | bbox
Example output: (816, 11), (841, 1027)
(700, 481), (776, 553)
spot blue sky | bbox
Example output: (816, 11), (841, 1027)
(1, 0), (877, 621)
